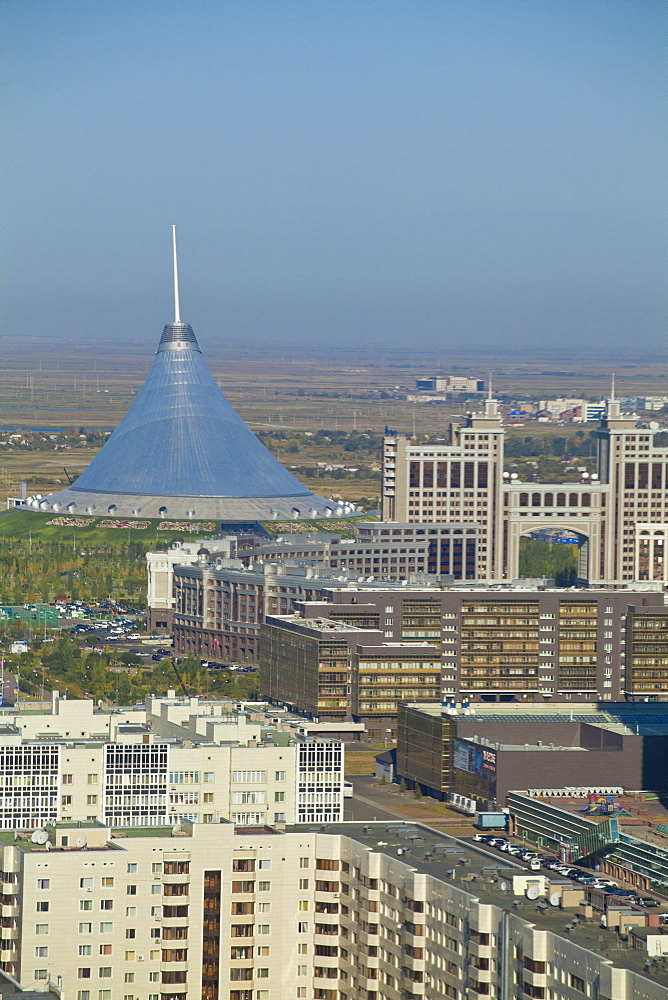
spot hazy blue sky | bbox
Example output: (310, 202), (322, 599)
(2, 0), (665, 356)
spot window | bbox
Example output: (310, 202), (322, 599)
(275, 791), (285, 802)
(299, 900), (309, 911)
(80, 900), (93, 911)
(300, 858), (309, 868)
(100, 922), (113, 933)
(124, 973), (135, 982)
(87, 773), (98, 784)
(63, 795), (73, 806)
(99, 944), (112, 955)
(149, 972), (159, 981)
(78, 991), (91, 1000)
(203, 793), (214, 803)
(87, 795), (98, 805)
(101, 877), (114, 887)
(298, 921), (308, 932)
(126, 906), (137, 917)
(36, 900), (49, 912)
(80, 878), (94, 889)
(258, 860), (272, 870)
(258, 881), (271, 891)
(299, 879), (309, 889)
(35, 946), (48, 957)
(99, 967), (112, 977)
(274, 812), (285, 823)
(63, 774), (73, 784)
(100, 900), (113, 910)
(35, 924), (49, 934)
(127, 863), (137, 873)
(79, 923), (92, 934)
(151, 884), (161, 895)
(37, 879), (50, 890)
(298, 943), (308, 954)
(204, 771), (215, 782)
(126, 929), (136, 939)
(257, 924), (270, 934)
(78, 968), (91, 979)
(79, 945), (92, 956)
(34, 970), (48, 979)
(99, 991), (111, 1000)
(275, 771), (286, 781)
(152, 862), (162, 873)
(298, 965), (308, 975)
(127, 885), (137, 895)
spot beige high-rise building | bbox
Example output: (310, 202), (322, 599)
(0, 819), (665, 1000)
(382, 395), (668, 584)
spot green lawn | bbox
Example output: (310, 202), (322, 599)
(0, 510), (212, 545)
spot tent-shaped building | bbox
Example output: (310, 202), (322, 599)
(25, 233), (354, 523)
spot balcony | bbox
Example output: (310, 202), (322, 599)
(0, 947), (16, 962)
(161, 960), (189, 975)
(1, 905), (18, 919)
(163, 871), (192, 886)
(161, 914), (190, 929)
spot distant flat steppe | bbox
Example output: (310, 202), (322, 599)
(1, 339), (665, 503)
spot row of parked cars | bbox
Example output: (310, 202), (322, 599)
(473, 835), (658, 907)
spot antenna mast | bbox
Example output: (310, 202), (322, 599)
(172, 225), (181, 324)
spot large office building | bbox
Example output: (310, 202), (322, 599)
(259, 614), (441, 738)
(167, 522), (480, 663)
(0, 818), (665, 1000)
(382, 395), (668, 584)
(297, 587), (668, 704)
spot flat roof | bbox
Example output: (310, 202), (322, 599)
(289, 820), (668, 987)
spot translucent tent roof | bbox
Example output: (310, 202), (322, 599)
(28, 311), (355, 521)
(71, 322), (310, 499)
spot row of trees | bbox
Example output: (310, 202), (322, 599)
(0, 539), (150, 606)
(518, 539), (579, 586)
(11, 637), (259, 705)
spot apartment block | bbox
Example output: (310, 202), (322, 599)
(259, 614), (440, 738)
(0, 819), (664, 1000)
(299, 587), (668, 703)
(0, 695), (343, 830)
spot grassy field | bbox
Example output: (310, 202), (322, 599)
(0, 510), (208, 545)
(2, 341), (666, 506)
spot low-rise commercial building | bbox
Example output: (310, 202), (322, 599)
(396, 701), (668, 807)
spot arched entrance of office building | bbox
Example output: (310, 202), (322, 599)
(517, 527), (588, 585)
(502, 484), (606, 583)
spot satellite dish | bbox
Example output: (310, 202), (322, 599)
(172, 824), (182, 836)
(44, 841), (52, 851)
(549, 892), (562, 907)
(31, 829), (48, 845)
(526, 884), (540, 900)
(499, 881), (509, 892)
(76, 835), (88, 849)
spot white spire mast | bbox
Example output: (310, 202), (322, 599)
(172, 225), (181, 324)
